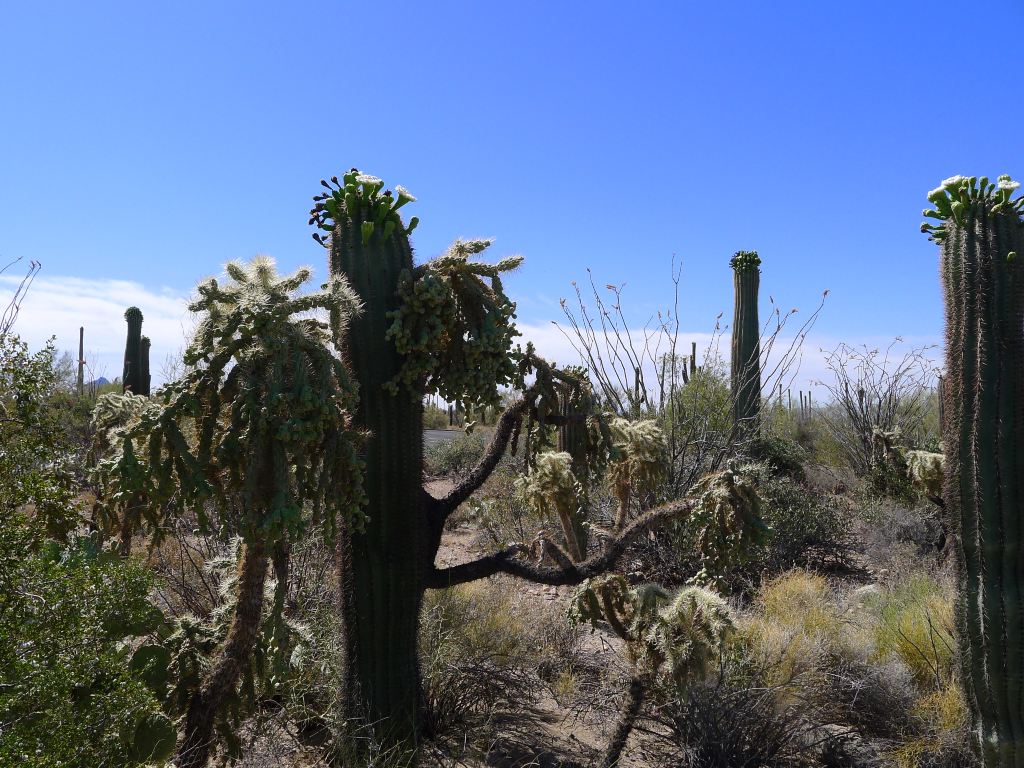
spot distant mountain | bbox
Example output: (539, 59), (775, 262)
(87, 376), (110, 387)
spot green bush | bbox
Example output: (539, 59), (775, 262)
(631, 463), (852, 589)
(424, 430), (487, 478)
(0, 523), (170, 767)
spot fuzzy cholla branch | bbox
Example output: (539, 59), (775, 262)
(96, 256), (366, 546)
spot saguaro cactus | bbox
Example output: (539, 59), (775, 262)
(922, 174), (1024, 766)
(310, 171), (770, 763)
(313, 171), (425, 749)
(730, 251), (761, 438)
(121, 307), (144, 394)
(139, 336), (151, 396)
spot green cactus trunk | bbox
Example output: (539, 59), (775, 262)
(329, 204), (425, 755)
(730, 252), (761, 438)
(941, 203), (1024, 765)
(122, 307), (144, 395)
(139, 336), (151, 396)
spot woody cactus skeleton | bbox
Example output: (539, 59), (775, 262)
(311, 170), (770, 760)
(923, 174), (1024, 766)
(96, 257), (364, 768)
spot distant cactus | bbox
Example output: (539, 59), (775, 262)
(730, 251), (761, 437)
(139, 336), (151, 396)
(923, 173), (1024, 766)
(121, 307), (144, 395)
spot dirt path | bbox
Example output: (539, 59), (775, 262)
(427, 477), (635, 767)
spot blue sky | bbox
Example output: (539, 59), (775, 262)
(2, 1), (1021, 384)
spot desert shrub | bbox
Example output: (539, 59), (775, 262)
(630, 464), (852, 589)
(866, 575), (956, 690)
(649, 679), (823, 768)
(419, 580), (582, 741)
(0, 522), (171, 767)
(424, 430), (487, 479)
(732, 570), (975, 766)
(423, 403), (449, 430)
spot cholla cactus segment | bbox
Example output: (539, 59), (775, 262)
(88, 392), (162, 534)
(921, 173), (1024, 242)
(516, 452), (583, 517)
(569, 577), (734, 688)
(642, 586), (734, 687)
(904, 449), (944, 498)
(98, 257), (366, 545)
(516, 451), (586, 560)
(689, 464), (768, 580)
(385, 237), (522, 410)
(606, 417), (668, 507)
(568, 573), (635, 634)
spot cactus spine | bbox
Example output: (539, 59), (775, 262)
(730, 251), (761, 438)
(121, 307), (144, 395)
(924, 174), (1024, 765)
(315, 171), (424, 752)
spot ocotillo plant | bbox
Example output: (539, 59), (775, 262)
(97, 257), (364, 768)
(922, 173), (1024, 766)
(730, 251), (761, 437)
(121, 307), (144, 395)
(311, 170), (769, 762)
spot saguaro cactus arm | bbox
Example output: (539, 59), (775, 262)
(427, 465), (764, 588)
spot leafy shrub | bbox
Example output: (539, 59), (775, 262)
(866, 575), (956, 689)
(424, 430), (487, 479)
(0, 523), (171, 767)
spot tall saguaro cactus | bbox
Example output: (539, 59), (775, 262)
(310, 170), (769, 763)
(122, 307), (144, 395)
(923, 174), (1024, 766)
(315, 172), (425, 749)
(730, 251), (761, 437)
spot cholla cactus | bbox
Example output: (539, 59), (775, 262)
(570, 574), (734, 767)
(606, 417), (668, 530)
(98, 256), (365, 768)
(904, 449), (944, 498)
(386, 237), (523, 412)
(689, 464), (769, 582)
(88, 391), (161, 554)
(516, 451), (586, 561)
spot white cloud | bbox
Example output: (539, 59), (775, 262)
(0, 273), (943, 400)
(0, 274), (192, 385)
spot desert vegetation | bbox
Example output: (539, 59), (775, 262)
(1, 171), (1022, 768)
